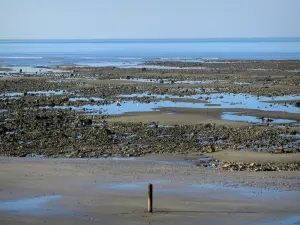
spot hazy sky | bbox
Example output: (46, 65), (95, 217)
(1, 0), (300, 39)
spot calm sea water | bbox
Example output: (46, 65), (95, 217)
(0, 38), (300, 67)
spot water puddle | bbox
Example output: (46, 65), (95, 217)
(176, 80), (225, 84)
(195, 88), (218, 93)
(0, 90), (68, 98)
(41, 93), (300, 124)
(283, 178), (300, 184)
(26, 153), (45, 158)
(233, 82), (251, 85)
(221, 112), (297, 124)
(69, 97), (104, 102)
(80, 62), (208, 70)
(27, 90), (68, 96)
(280, 134), (300, 139)
(117, 78), (222, 84)
(119, 93), (300, 113)
(24, 156), (210, 166)
(41, 98), (300, 121)
(105, 180), (168, 190)
(103, 180), (298, 202)
(189, 184), (293, 199)
(78, 61), (141, 68)
(124, 133), (137, 138)
(92, 122), (106, 127)
(106, 157), (205, 166)
(287, 69), (300, 73)
(8, 66), (65, 74)
(146, 123), (174, 128)
(157, 125), (174, 128)
(138, 65), (208, 70)
(0, 92), (23, 97)
(255, 215), (300, 225)
(247, 68), (273, 71)
(0, 195), (62, 215)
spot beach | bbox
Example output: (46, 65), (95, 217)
(0, 38), (300, 224)
(0, 156), (300, 225)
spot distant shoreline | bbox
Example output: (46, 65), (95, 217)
(1, 37), (300, 43)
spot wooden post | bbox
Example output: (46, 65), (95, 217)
(148, 183), (153, 213)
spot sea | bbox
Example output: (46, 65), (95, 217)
(0, 38), (300, 68)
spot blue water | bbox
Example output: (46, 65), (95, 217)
(255, 215), (300, 225)
(221, 112), (297, 124)
(0, 195), (62, 215)
(0, 90), (69, 98)
(105, 180), (168, 191)
(41, 93), (300, 116)
(190, 184), (284, 198)
(1, 38), (300, 67)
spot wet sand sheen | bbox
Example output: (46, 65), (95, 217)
(0, 157), (300, 225)
(0, 195), (62, 215)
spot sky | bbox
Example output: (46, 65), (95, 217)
(0, 0), (300, 39)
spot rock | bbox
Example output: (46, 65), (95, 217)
(274, 148), (284, 154)
(207, 145), (215, 153)
(222, 163), (231, 168)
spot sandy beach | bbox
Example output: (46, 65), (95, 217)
(1, 0), (300, 223)
(0, 156), (300, 225)
(0, 52), (300, 225)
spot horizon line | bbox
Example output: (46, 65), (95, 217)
(1, 37), (300, 41)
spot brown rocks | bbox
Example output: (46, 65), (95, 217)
(213, 161), (300, 172)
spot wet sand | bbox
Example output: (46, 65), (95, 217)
(208, 150), (300, 163)
(0, 157), (300, 225)
(106, 108), (248, 125)
(106, 107), (300, 126)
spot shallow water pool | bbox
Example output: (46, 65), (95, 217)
(0, 195), (62, 215)
(221, 112), (297, 124)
